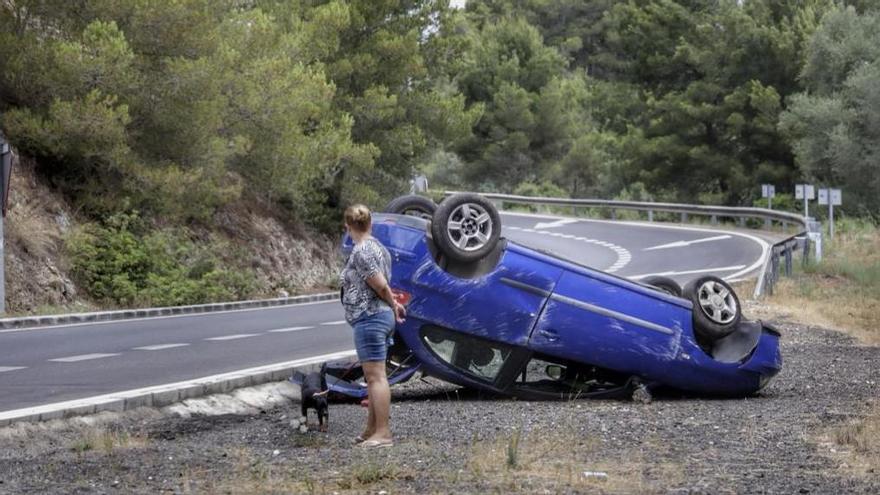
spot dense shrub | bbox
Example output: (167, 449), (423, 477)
(67, 213), (255, 307)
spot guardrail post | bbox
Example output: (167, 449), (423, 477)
(802, 236), (811, 266)
(770, 250), (779, 286)
(784, 246), (792, 276)
(571, 205), (577, 217)
(611, 208), (617, 221)
(711, 215), (718, 225)
(648, 210), (653, 222)
(681, 212), (688, 223)
(810, 232), (823, 263)
(764, 217), (771, 229)
(782, 221), (787, 232)
(737, 217), (745, 227)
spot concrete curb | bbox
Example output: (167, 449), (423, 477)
(0, 350), (357, 428)
(0, 292), (340, 330)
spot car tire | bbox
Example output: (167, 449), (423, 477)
(641, 276), (682, 297)
(683, 276), (741, 341)
(431, 193), (501, 263)
(384, 194), (437, 220)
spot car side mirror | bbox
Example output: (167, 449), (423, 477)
(545, 365), (564, 380)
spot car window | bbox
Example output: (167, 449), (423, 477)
(513, 354), (627, 398)
(514, 356), (575, 395)
(421, 326), (513, 383)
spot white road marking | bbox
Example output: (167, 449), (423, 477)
(0, 298), (340, 334)
(320, 320), (347, 326)
(49, 353), (120, 363)
(205, 334), (259, 341)
(267, 326), (315, 333)
(0, 366), (26, 373)
(534, 218), (579, 229)
(133, 343), (190, 351)
(0, 350), (358, 424)
(628, 265), (747, 280)
(643, 235), (732, 251)
(507, 226), (632, 273)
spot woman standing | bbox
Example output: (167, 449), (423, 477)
(340, 204), (406, 449)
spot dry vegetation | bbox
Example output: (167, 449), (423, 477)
(463, 428), (684, 494)
(165, 427), (684, 494)
(752, 218), (880, 479)
(756, 218), (880, 344)
(69, 427), (150, 455)
(3, 154), (82, 313)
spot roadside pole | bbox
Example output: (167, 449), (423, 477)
(830, 189), (842, 240)
(0, 136), (10, 315)
(818, 188), (843, 240)
(819, 189), (829, 240)
(0, 189), (4, 315)
(796, 184), (814, 219)
(761, 184), (775, 229)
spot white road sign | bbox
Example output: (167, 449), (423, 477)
(818, 189), (828, 205)
(761, 184), (775, 198)
(830, 188), (842, 206)
(796, 184), (815, 200)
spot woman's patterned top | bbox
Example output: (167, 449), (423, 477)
(340, 237), (393, 324)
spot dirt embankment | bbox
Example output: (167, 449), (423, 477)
(4, 154), (79, 314)
(2, 154), (340, 315)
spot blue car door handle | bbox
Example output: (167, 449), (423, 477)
(539, 329), (559, 342)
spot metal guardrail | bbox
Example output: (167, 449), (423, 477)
(443, 191), (815, 299)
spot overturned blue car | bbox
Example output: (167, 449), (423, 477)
(318, 193), (782, 402)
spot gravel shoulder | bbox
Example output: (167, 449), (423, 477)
(1, 307), (878, 494)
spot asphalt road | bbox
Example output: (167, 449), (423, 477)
(0, 213), (775, 412)
(500, 212), (770, 283)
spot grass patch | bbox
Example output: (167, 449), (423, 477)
(212, 447), (408, 494)
(465, 428), (683, 493)
(69, 428), (149, 455)
(818, 404), (880, 478)
(290, 432), (330, 449)
(345, 462), (403, 487)
(761, 217), (880, 345)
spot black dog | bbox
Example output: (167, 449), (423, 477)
(300, 370), (329, 432)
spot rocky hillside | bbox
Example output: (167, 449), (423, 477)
(3, 152), (341, 315)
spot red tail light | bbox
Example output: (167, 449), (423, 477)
(392, 289), (411, 306)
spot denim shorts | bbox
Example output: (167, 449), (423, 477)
(352, 310), (395, 363)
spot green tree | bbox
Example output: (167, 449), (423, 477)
(258, 0), (481, 213)
(781, 7), (880, 216)
(455, 15), (594, 191)
(594, 1), (817, 204)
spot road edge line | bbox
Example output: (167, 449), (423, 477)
(0, 350), (356, 427)
(0, 292), (340, 331)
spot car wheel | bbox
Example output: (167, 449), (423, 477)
(641, 275), (682, 297)
(384, 194), (437, 220)
(683, 276), (741, 341)
(431, 193), (501, 263)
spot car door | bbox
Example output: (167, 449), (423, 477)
(528, 266), (689, 378)
(408, 245), (562, 348)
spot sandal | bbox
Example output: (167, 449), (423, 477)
(353, 435), (366, 444)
